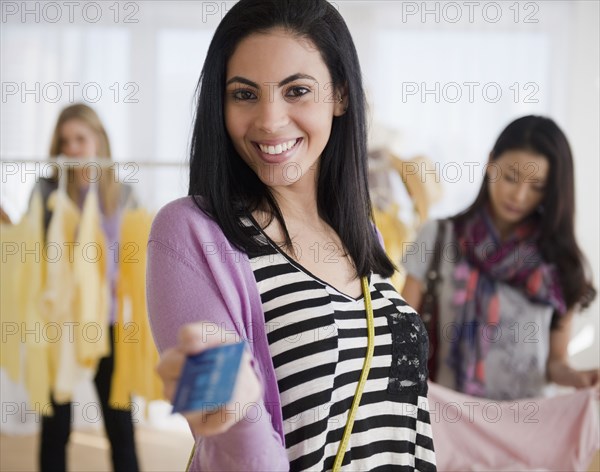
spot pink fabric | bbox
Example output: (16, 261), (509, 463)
(428, 381), (599, 471)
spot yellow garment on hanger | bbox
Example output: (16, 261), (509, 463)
(373, 204), (411, 292)
(369, 149), (443, 292)
(73, 188), (110, 368)
(43, 189), (81, 403)
(0, 213), (26, 383)
(0, 190), (51, 410)
(391, 154), (442, 225)
(22, 192), (51, 411)
(110, 208), (163, 410)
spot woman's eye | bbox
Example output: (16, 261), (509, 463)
(232, 89), (257, 101)
(285, 86), (310, 98)
(503, 173), (518, 183)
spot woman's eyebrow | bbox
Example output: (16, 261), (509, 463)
(507, 164), (527, 177)
(225, 73), (317, 88)
(507, 164), (547, 183)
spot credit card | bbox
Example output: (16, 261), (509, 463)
(172, 341), (246, 414)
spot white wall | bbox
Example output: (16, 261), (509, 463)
(565, 1), (600, 369)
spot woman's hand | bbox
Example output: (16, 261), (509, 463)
(547, 360), (600, 394)
(548, 313), (599, 396)
(569, 368), (600, 392)
(157, 322), (263, 437)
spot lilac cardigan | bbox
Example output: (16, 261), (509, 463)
(147, 197), (288, 471)
(147, 196), (385, 471)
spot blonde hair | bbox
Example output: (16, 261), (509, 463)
(48, 104), (120, 216)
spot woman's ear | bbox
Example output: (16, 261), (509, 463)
(333, 84), (348, 116)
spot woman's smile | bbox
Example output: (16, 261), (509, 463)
(252, 137), (303, 163)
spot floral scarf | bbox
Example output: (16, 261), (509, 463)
(448, 208), (566, 397)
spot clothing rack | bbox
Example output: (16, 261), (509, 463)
(0, 157), (187, 168)
(0, 157), (188, 219)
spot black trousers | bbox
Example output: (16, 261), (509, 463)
(40, 326), (139, 472)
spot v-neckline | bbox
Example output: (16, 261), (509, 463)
(244, 212), (368, 302)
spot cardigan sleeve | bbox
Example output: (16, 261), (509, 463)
(146, 201), (289, 472)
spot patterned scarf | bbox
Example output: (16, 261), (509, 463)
(447, 208), (566, 397)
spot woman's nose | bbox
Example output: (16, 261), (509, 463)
(254, 96), (289, 133)
(513, 182), (529, 203)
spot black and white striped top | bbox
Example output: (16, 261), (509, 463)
(242, 215), (436, 472)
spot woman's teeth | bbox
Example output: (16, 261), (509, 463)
(258, 139), (298, 155)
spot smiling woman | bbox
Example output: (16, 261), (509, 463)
(145, 0), (437, 471)
(224, 31), (345, 189)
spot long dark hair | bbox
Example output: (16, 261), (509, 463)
(188, 0), (395, 278)
(455, 115), (596, 312)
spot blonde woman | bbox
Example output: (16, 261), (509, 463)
(35, 104), (139, 472)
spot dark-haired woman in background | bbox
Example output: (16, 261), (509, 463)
(146, 0), (436, 470)
(402, 115), (598, 401)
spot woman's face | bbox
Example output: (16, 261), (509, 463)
(486, 150), (549, 230)
(224, 28), (346, 189)
(59, 119), (99, 158)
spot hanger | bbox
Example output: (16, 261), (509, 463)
(57, 154), (67, 194)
